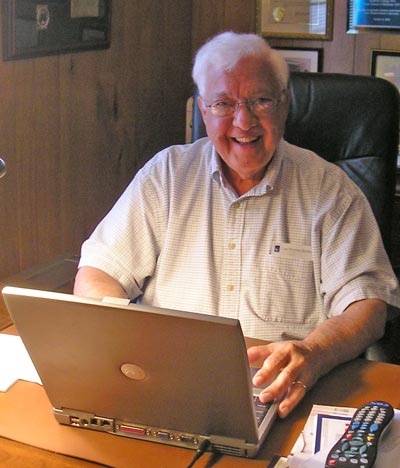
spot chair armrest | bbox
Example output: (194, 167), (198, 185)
(365, 305), (400, 364)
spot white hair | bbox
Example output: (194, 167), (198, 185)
(192, 31), (289, 96)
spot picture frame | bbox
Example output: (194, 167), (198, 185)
(256, 0), (334, 40)
(348, 0), (400, 34)
(276, 47), (323, 73)
(1, 0), (111, 61)
(371, 50), (400, 167)
(371, 50), (400, 91)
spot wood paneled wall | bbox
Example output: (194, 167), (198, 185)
(0, 1), (192, 279)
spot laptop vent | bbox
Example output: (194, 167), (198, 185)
(211, 444), (245, 457)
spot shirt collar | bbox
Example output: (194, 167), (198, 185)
(210, 139), (285, 195)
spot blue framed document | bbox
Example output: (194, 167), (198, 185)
(348, 0), (400, 33)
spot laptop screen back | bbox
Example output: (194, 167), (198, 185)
(2, 287), (259, 443)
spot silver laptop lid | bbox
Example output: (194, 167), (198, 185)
(2, 286), (259, 444)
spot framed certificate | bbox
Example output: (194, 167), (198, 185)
(257, 0), (334, 40)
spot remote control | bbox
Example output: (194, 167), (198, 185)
(325, 400), (394, 468)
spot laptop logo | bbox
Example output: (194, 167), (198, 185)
(120, 363), (147, 381)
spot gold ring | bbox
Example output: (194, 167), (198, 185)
(291, 380), (307, 391)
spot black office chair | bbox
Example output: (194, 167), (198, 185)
(192, 72), (400, 363)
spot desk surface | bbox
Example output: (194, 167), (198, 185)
(1, 326), (400, 468)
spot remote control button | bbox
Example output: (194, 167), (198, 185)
(370, 423), (379, 432)
(349, 440), (363, 447)
(359, 444), (368, 454)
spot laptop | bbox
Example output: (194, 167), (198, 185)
(2, 285), (278, 458)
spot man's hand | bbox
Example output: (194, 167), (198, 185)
(248, 340), (318, 418)
(248, 299), (387, 418)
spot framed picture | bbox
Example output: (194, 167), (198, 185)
(348, 0), (400, 33)
(371, 50), (400, 167)
(1, 0), (111, 61)
(257, 0), (334, 40)
(371, 50), (400, 91)
(276, 47), (323, 73)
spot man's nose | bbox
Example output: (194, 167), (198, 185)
(232, 102), (258, 129)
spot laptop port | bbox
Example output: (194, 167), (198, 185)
(156, 431), (171, 440)
(89, 416), (112, 427)
(119, 424), (146, 436)
(70, 416), (80, 426)
(179, 435), (198, 445)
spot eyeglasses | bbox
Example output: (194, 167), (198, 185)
(203, 96), (281, 118)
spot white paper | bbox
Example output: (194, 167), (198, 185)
(0, 334), (42, 392)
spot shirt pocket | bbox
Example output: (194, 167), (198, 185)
(245, 249), (320, 326)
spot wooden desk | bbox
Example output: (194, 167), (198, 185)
(1, 325), (399, 468)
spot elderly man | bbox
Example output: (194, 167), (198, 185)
(74, 32), (399, 418)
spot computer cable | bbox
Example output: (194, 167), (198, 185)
(185, 438), (211, 468)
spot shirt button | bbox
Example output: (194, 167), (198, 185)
(232, 202), (240, 209)
(228, 242), (236, 250)
(227, 284), (235, 292)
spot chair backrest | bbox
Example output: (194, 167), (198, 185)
(191, 72), (399, 254)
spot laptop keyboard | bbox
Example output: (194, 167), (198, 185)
(253, 396), (272, 426)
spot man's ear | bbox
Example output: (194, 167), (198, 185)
(282, 87), (290, 105)
(197, 95), (207, 122)
(281, 87), (290, 120)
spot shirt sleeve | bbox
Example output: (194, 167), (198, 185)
(318, 177), (400, 316)
(78, 159), (164, 300)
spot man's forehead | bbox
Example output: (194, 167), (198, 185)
(204, 74), (279, 100)
(203, 58), (280, 97)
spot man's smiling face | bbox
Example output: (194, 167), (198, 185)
(199, 56), (289, 193)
